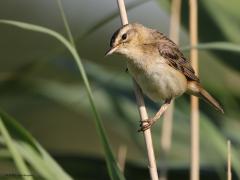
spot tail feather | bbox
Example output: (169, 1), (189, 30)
(199, 88), (224, 113)
(187, 81), (224, 113)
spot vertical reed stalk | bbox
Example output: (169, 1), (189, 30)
(160, 1), (182, 180)
(227, 140), (232, 180)
(116, 0), (159, 179)
(189, 0), (199, 180)
(117, 145), (127, 173)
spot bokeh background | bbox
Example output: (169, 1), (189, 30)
(0, 0), (240, 179)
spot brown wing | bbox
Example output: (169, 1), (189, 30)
(157, 38), (199, 82)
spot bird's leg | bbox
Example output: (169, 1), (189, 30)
(138, 99), (171, 132)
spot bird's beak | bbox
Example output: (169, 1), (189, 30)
(105, 46), (118, 56)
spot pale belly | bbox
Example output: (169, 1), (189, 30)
(127, 62), (187, 102)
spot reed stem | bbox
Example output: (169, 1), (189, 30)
(117, 145), (127, 173)
(116, 0), (159, 179)
(160, 1), (182, 180)
(227, 140), (232, 180)
(189, 0), (199, 180)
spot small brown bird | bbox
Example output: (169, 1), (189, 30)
(106, 23), (224, 131)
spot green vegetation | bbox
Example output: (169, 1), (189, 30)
(0, 0), (239, 179)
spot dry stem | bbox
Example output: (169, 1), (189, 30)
(160, 0), (182, 179)
(116, 0), (159, 179)
(117, 145), (127, 173)
(227, 140), (232, 180)
(161, 0), (182, 155)
(189, 0), (199, 180)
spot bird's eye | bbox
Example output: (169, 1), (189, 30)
(121, 33), (127, 40)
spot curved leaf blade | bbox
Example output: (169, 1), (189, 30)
(0, 116), (32, 180)
(0, 19), (125, 180)
(0, 110), (73, 180)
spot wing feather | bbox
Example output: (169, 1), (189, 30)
(157, 37), (200, 82)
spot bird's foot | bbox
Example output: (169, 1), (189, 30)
(138, 118), (155, 132)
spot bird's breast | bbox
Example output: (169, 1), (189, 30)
(127, 58), (187, 102)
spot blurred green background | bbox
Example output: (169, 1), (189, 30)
(0, 0), (240, 179)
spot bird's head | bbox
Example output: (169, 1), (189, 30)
(105, 23), (151, 57)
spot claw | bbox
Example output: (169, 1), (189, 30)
(138, 118), (154, 132)
(139, 119), (150, 126)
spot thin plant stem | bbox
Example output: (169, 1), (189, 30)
(0, 18), (125, 179)
(169, 0), (182, 42)
(56, 0), (75, 47)
(189, 0), (199, 180)
(53, 1), (125, 178)
(160, 0), (182, 180)
(116, 0), (159, 179)
(79, 0), (151, 40)
(0, 117), (33, 180)
(117, 145), (127, 173)
(227, 140), (232, 180)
